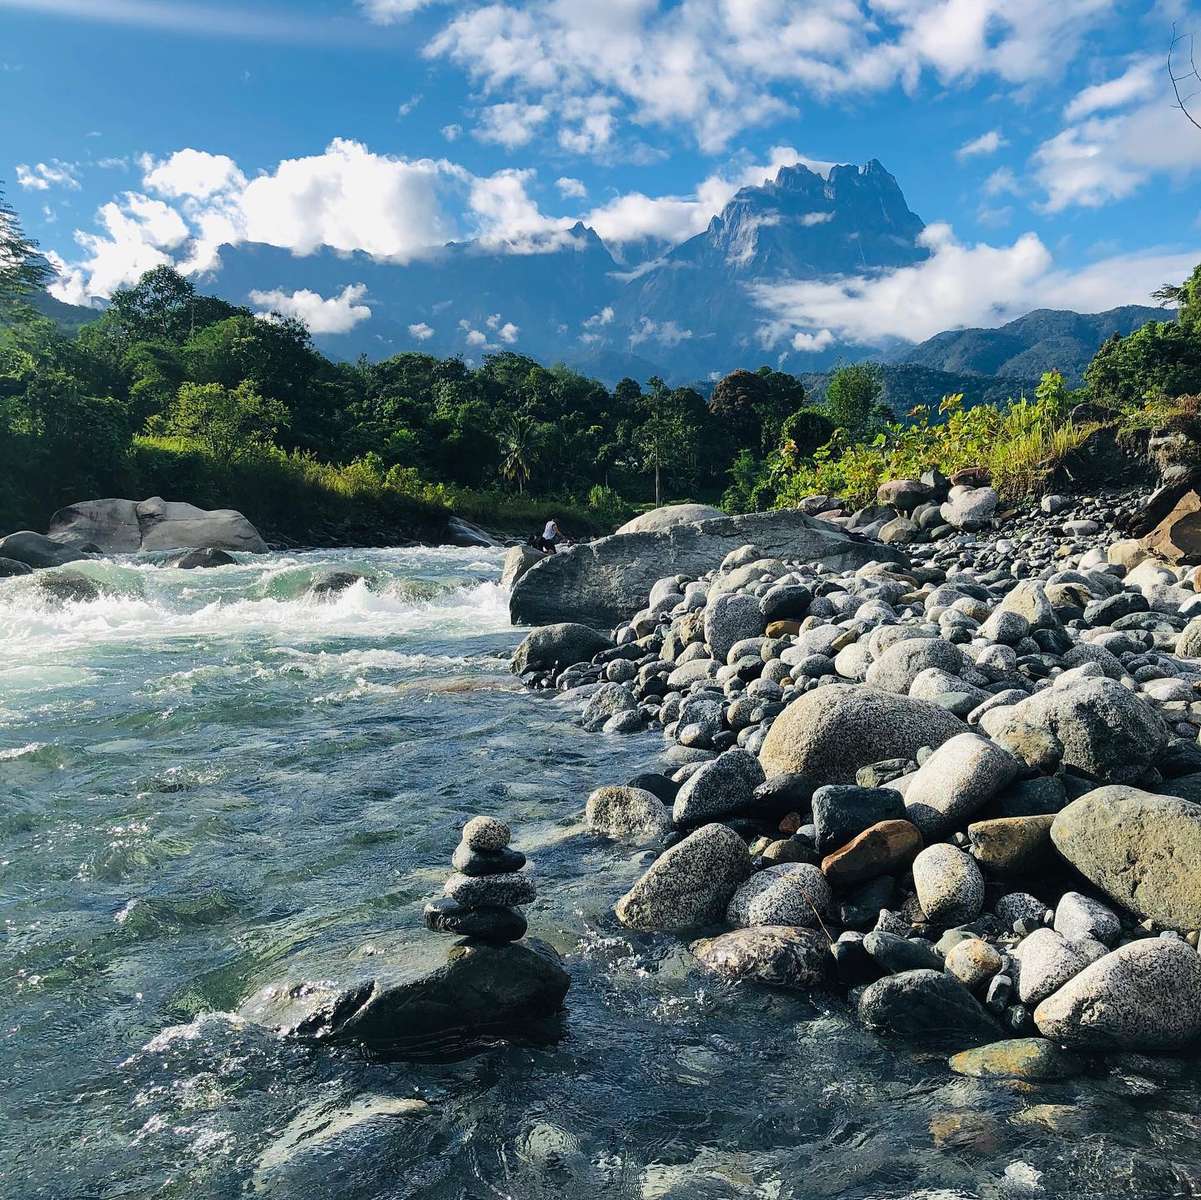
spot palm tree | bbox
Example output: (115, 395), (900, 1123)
(499, 414), (539, 494)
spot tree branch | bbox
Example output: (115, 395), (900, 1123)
(1169, 24), (1201, 132)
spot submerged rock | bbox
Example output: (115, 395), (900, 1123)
(0, 529), (91, 568)
(858, 969), (1000, 1048)
(510, 623), (612, 676)
(172, 547), (237, 569)
(691, 925), (830, 989)
(948, 1038), (1083, 1080)
(585, 785), (672, 843)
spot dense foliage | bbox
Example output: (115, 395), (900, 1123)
(2, 183), (1199, 543)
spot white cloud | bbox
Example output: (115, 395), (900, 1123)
(16, 159), (80, 191)
(583, 305), (613, 328)
(801, 211), (834, 226)
(956, 129), (1006, 159)
(408, 321), (435, 340)
(397, 93), (423, 118)
(249, 282), (372, 334)
(751, 222), (1201, 347)
(791, 328), (835, 352)
(441, 123), (462, 141)
(425, 0), (1115, 152)
(629, 317), (692, 347)
(465, 327), (488, 346)
(1064, 56), (1157, 120)
(984, 166), (1021, 197)
(497, 321), (519, 343)
(466, 166), (577, 251)
(142, 148), (246, 199)
(359, 0), (442, 22)
(556, 176), (587, 199)
(473, 101), (549, 148)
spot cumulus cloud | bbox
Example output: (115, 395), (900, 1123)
(16, 159), (80, 191)
(583, 305), (613, 328)
(142, 148), (246, 199)
(425, 0), (1114, 152)
(629, 317), (692, 347)
(473, 101), (549, 148)
(1064, 56), (1158, 120)
(956, 130), (1006, 159)
(751, 223), (1201, 347)
(408, 321), (435, 340)
(249, 282), (372, 334)
(359, 0), (443, 21)
(556, 176), (587, 199)
(792, 328), (835, 352)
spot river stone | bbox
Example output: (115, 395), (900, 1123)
(614, 822), (751, 933)
(49, 496), (267, 554)
(1050, 787), (1201, 929)
(1034, 938), (1201, 1050)
(450, 844), (527, 876)
(173, 546), (237, 569)
(940, 486), (998, 530)
(820, 819), (923, 886)
(1011, 928), (1101, 1006)
(759, 685), (965, 785)
(511, 623), (611, 676)
(501, 544), (546, 590)
(912, 844), (984, 925)
(811, 785), (905, 853)
(509, 509), (907, 627)
(0, 530), (91, 568)
(903, 733), (1021, 838)
(858, 969), (1000, 1048)
(725, 862), (831, 928)
(581, 682), (636, 732)
(760, 584), (812, 623)
(37, 569), (101, 604)
(948, 1038), (1083, 1080)
(0, 556), (31, 577)
(586, 786), (672, 842)
(691, 925), (830, 989)
(1054, 891), (1120, 946)
(944, 938), (1003, 990)
(998, 579), (1058, 630)
(862, 930), (941, 973)
(423, 897), (528, 942)
(995, 892), (1051, 931)
(864, 637), (967, 694)
(704, 592), (765, 663)
(967, 815), (1055, 875)
(238, 938), (570, 1051)
(616, 503), (725, 533)
(672, 748), (766, 825)
(444, 871), (536, 908)
(462, 815), (511, 852)
(999, 678), (1166, 781)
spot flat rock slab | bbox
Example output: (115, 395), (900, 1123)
(237, 939), (570, 1057)
(509, 510), (906, 628)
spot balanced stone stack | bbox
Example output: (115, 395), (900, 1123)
(424, 815), (535, 943)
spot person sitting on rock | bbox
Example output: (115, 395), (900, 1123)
(531, 518), (563, 554)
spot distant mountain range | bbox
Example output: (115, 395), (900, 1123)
(34, 157), (1170, 407)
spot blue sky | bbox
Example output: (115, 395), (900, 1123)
(2, 0), (1201, 346)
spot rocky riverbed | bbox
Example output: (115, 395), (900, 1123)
(514, 478), (1201, 1074)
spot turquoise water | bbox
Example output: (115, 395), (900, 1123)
(2, 548), (1199, 1199)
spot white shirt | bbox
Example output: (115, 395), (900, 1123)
(543, 521), (558, 540)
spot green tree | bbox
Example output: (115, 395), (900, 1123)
(160, 380), (289, 462)
(1084, 321), (1201, 408)
(639, 377), (702, 505)
(499, 412), (541, 494)
(0, 188), (52, 309)
(825, 362), (888, 438)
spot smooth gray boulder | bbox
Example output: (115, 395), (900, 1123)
(672, 748), (765, 825)
(0, 556), (33, 577)
(1050, 787), (1201, 930)
(47, 497), (267, 554)
(725, 862), (831, 928)
(759, 685), (965, 785)
(446, 515), (499, 547)
(581, 682), (636, 732)
(510, 510), (907, 628)
(858, 969), (1000, 1047)
(1054, 892), (1120, 946)
(1034, 939), (1201, 1050)
(501, 545), (546, 590)
(173, 547), (237, 569)
(615, 822), (751, 932)
(911, 843), (984, 925)
(616, 503), (725, 534)
(586, 786), (672, 843)
(0, 530), (91, 568)
(237, 939), (570, 1052)
(510, 622), (611, 675)
(1012, 928), (1101, 1005)
(991, 678), (1166, 781)
(903, 733), (1021, 838)
(865, 637), (967, 694)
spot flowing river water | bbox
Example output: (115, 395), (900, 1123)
(2, 547), (1201, 1199)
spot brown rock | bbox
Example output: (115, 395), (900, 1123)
(766, 619), (802, 637)
(949, 467), (991, 488)
(929, 1111), (1003, 1152)
(820, 818), (923, 886)
(967, 815), (1055, 875)
(1141, 488), (1201, 565)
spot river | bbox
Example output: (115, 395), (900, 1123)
(1, 547), (1199, 1199)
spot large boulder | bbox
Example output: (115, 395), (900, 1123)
(0, 530), (91, 568)
(509, 510), (907, 628)
(616, 503), (725, 534)
(586, 786), (672, 843)
(445, 515), (500, 547)
(987, 678), (1166, 781)
(1034, 939), (1201, 1050)
(1140, 488), (1201, 565)
(1050, 787), (1201, 929)
(237, 939), (570, 1053)
(0, 556), (32, 577)
(903, 733), (1021, 838)
(759, 685), (965, 785)
(47, 497), (267, 554)
(501, 545), (546, 590)
(864, 637), (967, 694)
(510, 622), (611, 675)
(614, 822), (751, 932)
(858, 969), (1000, 1048)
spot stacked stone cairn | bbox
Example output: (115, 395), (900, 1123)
(424, 815), (535, 944)
(512, 479), (1201, 1075)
